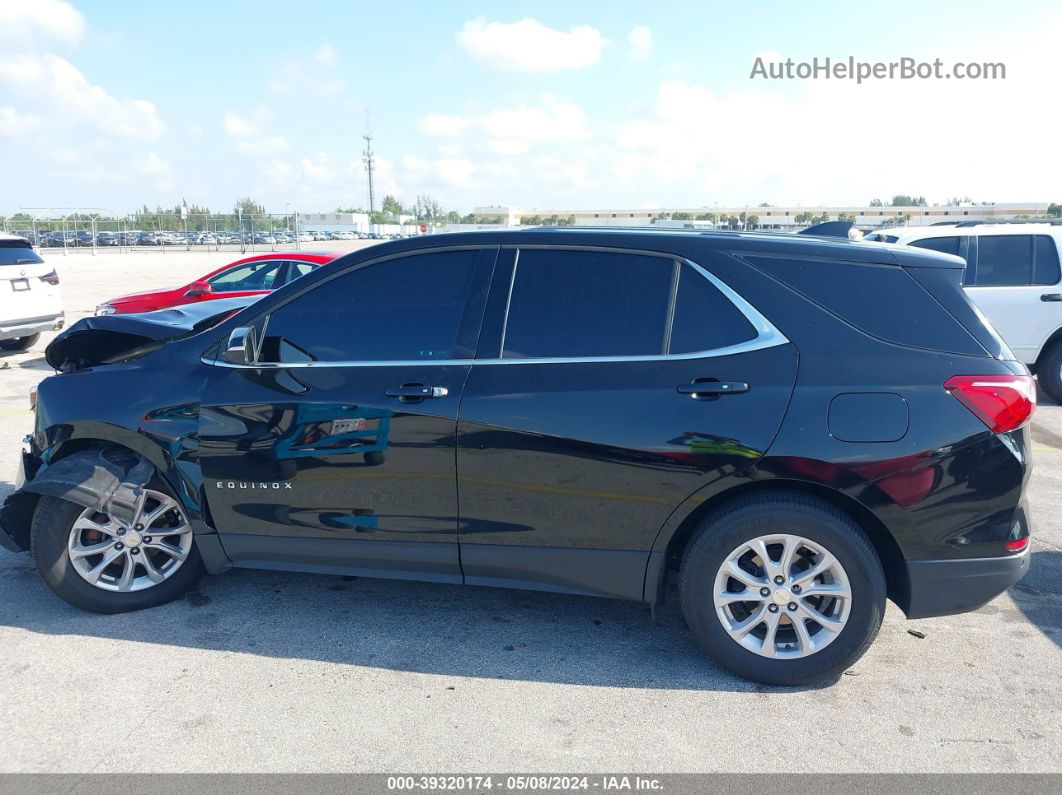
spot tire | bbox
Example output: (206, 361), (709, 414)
(0, 333), (40, 352)
(1036, 342), (1062, 405)
(679, 492), (886, 686)
(30, 486), (205, 614)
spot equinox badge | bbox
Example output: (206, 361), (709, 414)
(216, 481), (293, 489)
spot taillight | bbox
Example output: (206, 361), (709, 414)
(39, 270), (60, 286)
(1004, 537), (1029, 553)
(944, 374), (1036, 434)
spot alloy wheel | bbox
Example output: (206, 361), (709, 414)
(67, 490), (193, 593)
(713, 533), (851, 659)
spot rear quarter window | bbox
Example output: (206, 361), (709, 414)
(744, 255), (984, 356)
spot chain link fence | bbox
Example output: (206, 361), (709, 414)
(0, 210), (364, 255)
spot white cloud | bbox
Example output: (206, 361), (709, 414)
(420, 114), (471, 137)
(456, 17), (604, 72)
(627, 25), (653, 60)
(0, 0), (85, 48)
(0, 107), (42, 137)
(0, 53), (164, 140)
(134, 152), (171, 176)
(421, 97), (589, 155)
(313, 44), (338, 68)
(403, 154), (479, 190)
(224, 112), (288, 155)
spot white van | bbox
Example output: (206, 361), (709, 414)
(865, 222), (1062, 401)
(0, 234), (65, 352)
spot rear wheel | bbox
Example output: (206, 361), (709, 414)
(680, 493), (886, 686)
(31, 487), (204, 613)
(0, 333), (40, 352)
(1036, 342), (1062, 405)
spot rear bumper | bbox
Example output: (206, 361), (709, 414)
(0, 312), (64, 341)
(905, 547), (1031, 619)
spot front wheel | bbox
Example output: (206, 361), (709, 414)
(31, 488), (204, 613)
(680, 493), (886, 686)
(0, 333), (40, 352)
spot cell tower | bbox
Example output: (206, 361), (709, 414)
(363, 109), (376, 221)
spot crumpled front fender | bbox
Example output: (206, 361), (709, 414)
(0, 448), (155, 552)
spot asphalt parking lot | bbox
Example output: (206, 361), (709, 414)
(0, 246), (1059, 773)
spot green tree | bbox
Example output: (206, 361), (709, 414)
(1048, 203), (1061, 218)
(869, 198), (884, 207)
(890, 195), (926, 207)
(234, 197), (266, 216)
(446, 210), (461, 224)
(381, 194), (403, 218)
(671, 211), (692, 221)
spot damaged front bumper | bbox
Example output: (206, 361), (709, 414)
(0, 442), (153, 553)
(0, 437), (41, 552)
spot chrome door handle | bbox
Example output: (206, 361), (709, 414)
(1041, 293), (1062, 302)
(385, 384), (449, 402)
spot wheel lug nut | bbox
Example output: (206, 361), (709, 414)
(144, 537), (152, 543)
(114, 542), (124, 551)
(135, 524), (144, 531)
(759, 587), (770, 597)
(792, 585), (801, 594)
(116, 528), (126, 536)
(130, 548), (140, 555)
(788, 602), (797, 611)
(768, 604), (779, 613)
(773, 576), (784, 585)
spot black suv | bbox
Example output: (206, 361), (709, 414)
(0, 229), (1034, 685)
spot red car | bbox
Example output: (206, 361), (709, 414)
(95, 251), (342, 315)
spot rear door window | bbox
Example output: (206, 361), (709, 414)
(974, 235), (1033, 286)
(501, 249), (673, 358)
(1034, 236), (1061, 285)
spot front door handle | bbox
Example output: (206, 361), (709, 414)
(677, 380), (749, 399)
(1041, 293), (1062, 302)
(385, 384), (449, 402)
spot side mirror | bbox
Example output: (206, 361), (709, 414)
(185, 280), (212, 298)
(221, 326), (256, 366)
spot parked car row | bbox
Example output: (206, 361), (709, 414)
(6, 228), (414, 247)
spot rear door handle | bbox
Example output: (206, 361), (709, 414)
(385, 384), (449, 402)
(1041, 293), (1062, 302)
(677, 381), (749, 398)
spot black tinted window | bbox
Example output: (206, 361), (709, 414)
(669, 264), (756, 353)
(261, 250), (478, 363)
(1034, 236), (1061, 285)
(502, 249), (672, 358)
(911, 236), (961, 257)
(975, 235), (1033, 286)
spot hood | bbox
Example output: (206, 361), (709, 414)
(46, 295), (260, 372)
(104, 288), (175, 305)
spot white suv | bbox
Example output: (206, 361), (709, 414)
(865, 222), (1062, 401)
(0, 234), (65, 352)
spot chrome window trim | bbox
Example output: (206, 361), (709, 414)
(497, 248), (519, 356)
(201, 248), (788, 370)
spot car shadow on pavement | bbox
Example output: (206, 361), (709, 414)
(0, 544), (798, 693)
(1009, 546), (1062, 648)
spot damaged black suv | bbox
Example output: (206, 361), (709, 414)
(0, 228), (1034, 686)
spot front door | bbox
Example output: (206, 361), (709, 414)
(198, 246), (497, 582)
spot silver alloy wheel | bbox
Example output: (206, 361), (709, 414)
(67, 489), (192, 593)
(713, 534), (851, 659)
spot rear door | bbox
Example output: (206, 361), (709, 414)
(455, 246), (798, 600)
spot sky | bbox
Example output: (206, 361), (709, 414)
(1, 0), (1061, 216)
